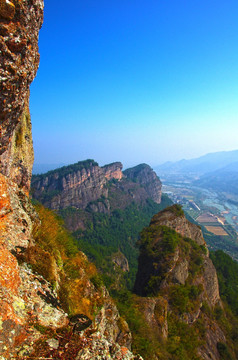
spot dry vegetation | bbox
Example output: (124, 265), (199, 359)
(30, 203), (104, 318)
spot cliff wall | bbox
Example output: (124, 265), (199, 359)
(31, 161), (162, 213)
(32, 160), (109, 210)
(0, 0), (43, 193)
(0, 1), (45, 357)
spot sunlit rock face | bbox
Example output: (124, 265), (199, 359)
(103, 162), (124, 180)
(31, 161), (124, 212)
(135, 205), (220, 304)
(32, 162), (109, 210)
(112, 251), (130, 272)
(0, 0), (43, 193)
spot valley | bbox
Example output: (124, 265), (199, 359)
(161, 173), (238, 260)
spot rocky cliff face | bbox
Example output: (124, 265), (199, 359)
(0, 5), (142, 360)
(134, 205), (227, 359)
(0, 1), (45, 357)
(150, 205), (207, 246)
(112, 251), (130, 272)
(103, 161), (124, 180)
(31, 161), (162, 214)
(124, 164), (162, 204)
(32, 160), (109, 210)
(0, 0), (43, 193)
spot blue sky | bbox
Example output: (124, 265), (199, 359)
(30, 0), (238, 169)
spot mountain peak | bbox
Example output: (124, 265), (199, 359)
(134, 205), (224, 359)
(124, 163), (162, 204)
(150, 204), (206, 246)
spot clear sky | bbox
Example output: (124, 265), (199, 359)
(30, 0), (238, 169)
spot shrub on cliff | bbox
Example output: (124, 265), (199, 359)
(210, 250), (238, 316)
(31, 203), (104, 318)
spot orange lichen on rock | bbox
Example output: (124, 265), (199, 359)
(121, 346), (129, 356)
(0, 245), (21, 295)
(0, 174), (11, 210)
(0, 0), (15, 20)
(0, 174), (11, 239)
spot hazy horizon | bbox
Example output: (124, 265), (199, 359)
(31, 1), (238, 169)
(32, 148), (238, 175)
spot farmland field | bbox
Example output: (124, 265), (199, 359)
(205, 226), (229, 236)
(196, 213), (218, 223)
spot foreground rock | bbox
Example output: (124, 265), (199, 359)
(0, 0), (43, 193)
(0, 1), (45, 357)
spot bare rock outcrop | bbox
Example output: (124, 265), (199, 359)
(112, 251), (130, 272)
(150, 204), (206, 246)
(203, 257), (221, 307)
(138, 297), (168, 340)
(134, 206), (219, 306)
(0, 1), (45, 357)
(103, 161), (124, 180)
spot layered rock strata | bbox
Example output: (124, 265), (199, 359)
(32, 160), (109, 210)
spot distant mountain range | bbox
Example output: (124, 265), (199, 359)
(195, 161), (238, 198)
(155, 149), (238, 176)
(156, 149), (238, 200)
